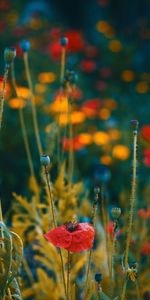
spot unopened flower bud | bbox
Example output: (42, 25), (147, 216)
(95, 273), (103, 283)
(60, 37), (68, 47)
(4, 47), (16, 66)
(19, 40), (30, 52)
(111, 207), (121, 219)
(131, 120), (139, 130)
(40, 155), (50, 167)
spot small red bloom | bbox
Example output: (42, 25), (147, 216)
(80, 60), (96, 73)
(65, 31), (85, 53)
(141, 242), (150, 255)
(44, 222), (95, 253)
(141, 125), (150, 142)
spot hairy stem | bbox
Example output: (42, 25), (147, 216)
(121, 125), (138, 300)
(23, 52), (43, 156)
(124, 129), (137, 271)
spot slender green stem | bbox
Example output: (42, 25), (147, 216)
(60, 48), (66, 83)
(67, 251), (71, 300)
(0, 200), (3, 222)
(121, 125), (138, 300)
(44, 166), (57, 228)
(121, 279), (127, 300)
(124, 129), (137, 271)
(85, 189), (99, 298)
(68, 99), (73, 188)
(11, 63), (35, 178)
(23, 52), (43, 156)
(101, 186), (111, 276)
(44, 166), (67, 298)
(135, 280), (141, 300)
(0, 67), (9, 129)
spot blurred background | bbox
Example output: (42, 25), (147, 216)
(0, 0), (150, 215)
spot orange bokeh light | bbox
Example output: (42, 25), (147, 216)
(8, 98), (26, 109)
(112, 145), (130, 160)
(38, 72), (56, 84)
(93, 131), (110, 145)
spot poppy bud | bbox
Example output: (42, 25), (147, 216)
(111, 207), (121, 219)
(40, 155), (50, 167)
(60, 37), (68, 47)
(95, 273), (103, 283)
(130, 119), (139, 130)
(19, 40), (30, 52)
(4, 47), (16, 66)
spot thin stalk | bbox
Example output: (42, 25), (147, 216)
(67, 251), (71, 300)
(68, 99), (73, 188)
(44, 166), (67, 298)
(0, 67), (9, 129)
(85, 189), (99, 298)
(101, 186), (111, 276)
(0, 200), (3, 222)
(121, 279), (127, 300)
(124, 128), (138, 271)
(11, 63), (35, 178)
(23, 52), (43, 156)
(44, 166), (57, 228)
(135, 280), (141, 300)
(60, 47), (66, 83)
(8, 288), (12, 300)
(121, 124), (138, 300)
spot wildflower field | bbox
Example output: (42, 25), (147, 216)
(0, 0), (150, 299)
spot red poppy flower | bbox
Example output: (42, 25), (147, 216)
(44, 222), (95, 253)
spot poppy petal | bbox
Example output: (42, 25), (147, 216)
(69, 223), (95, 252)
(44, 225), (72, 249)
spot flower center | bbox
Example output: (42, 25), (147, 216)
(65, 222), (78, 232)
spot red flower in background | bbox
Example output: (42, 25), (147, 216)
(80, 59), (96, 73)
(141, 242), (150, 255)
(65, 31), (85, 52)
(138, 207), (150, 219)
(141, 125), (150, 142)
(49, 40), (62, 60)
(44, 222), (95, 253)
(81, 98), (101, 117)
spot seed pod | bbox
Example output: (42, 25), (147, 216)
(95, 273), (103, 283)
(19, 40), (30, 52)
(4, 47), (16, 66)
(111, 207), (121, 219)
(40, 155), (50, 167)
(60, 37), (68, 46)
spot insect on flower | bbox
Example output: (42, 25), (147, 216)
(44, 222), (95, 253)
